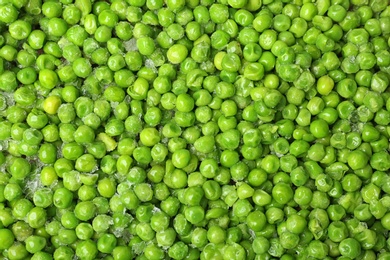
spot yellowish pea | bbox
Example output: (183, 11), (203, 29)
(43, 95), (62, 115)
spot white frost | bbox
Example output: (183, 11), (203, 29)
(145, 59), (158, 73)
(124, 38), (138, 51)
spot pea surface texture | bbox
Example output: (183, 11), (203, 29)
(0, 0), (390, 259)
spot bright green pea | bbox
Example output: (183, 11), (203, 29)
(0, 4), (18, 24)
(272, 183), (293, 205)
(310, 119), (329, 139)
(338, 238), (362, 259)
(75, 240), (98, 260)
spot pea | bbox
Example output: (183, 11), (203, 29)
(1, 0), (390, 258)
(0, 228), (14, 250)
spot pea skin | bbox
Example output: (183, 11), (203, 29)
(1, 0), (390, 259)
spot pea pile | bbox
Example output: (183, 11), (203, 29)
(0, 0), (390, 259)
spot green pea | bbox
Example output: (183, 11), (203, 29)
(272, 183), (293, 205)
(76, 240), (98, 260)
(338, 238), (362, 259)
(0, 4), (19, 24)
